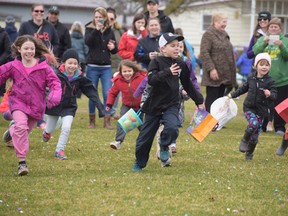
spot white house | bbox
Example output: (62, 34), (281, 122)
(169, 0), (288, 56)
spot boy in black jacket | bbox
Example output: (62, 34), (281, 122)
(132, 33), (204, 171)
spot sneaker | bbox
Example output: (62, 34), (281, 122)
(161, 157), (171, 167)
(18, 163), (28, 176)
(3, 129), (12, 143)
(266, 122), (273, 132)
(110, 141), (121, 150)
(160, 149), (170, 162)
(276, 130), (285, 135)
(55, 150), (67, 160)
(132, 162), (142, 172)
(42, 131), (51, 142)
(3, 120), (14, 143)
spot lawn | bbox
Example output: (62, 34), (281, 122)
(0, 95), (287, 215)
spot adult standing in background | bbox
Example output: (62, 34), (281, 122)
(0, 26), (11, 96)
(85, 7), (118, 129)
(144, 0), (174, 33)
(118, 13), (148, 61)
(47, 6), (71, 59)
(70, 21), (88, 72)
(134, 17), (161, 69)
(18, 4), (59, 55)
(247, 11), (272, 132)
(4, 16), (18, 43)
(200, 13), (236, 112)
(253, 17), (288, 135)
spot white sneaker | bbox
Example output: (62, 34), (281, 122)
(110, 141), (121, 150)
(161, 157), (171, 167)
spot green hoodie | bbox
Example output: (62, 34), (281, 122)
(253, 33), (288, 87)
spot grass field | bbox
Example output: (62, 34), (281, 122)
(0, 94), (287, 215)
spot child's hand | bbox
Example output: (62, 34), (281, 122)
(263, 89), (270, 97)
(170, 63), (181, 76)
(263, 36), (269, 44)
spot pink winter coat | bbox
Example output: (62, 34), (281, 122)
(0, 57), (62, 120)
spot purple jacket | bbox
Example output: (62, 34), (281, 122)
(0, 58), (62, 120)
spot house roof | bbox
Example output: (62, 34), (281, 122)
(0, 0), (108, 9)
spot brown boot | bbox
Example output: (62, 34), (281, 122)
(89, 114), (95, 128)
(104, 115), (113, 129)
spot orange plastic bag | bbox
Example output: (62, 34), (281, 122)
(186, 108), (218, 142)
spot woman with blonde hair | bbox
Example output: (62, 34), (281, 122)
(85, 7), (118, 129)
(200, 12), (236, 112)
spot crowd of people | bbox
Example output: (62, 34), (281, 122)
(0, 0), (287, 176)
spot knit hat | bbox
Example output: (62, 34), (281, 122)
(159, 32), (184, 48)
(62, 49), (79, 63)
(254, 53), (271, 67)
(258, 11), (271, 21)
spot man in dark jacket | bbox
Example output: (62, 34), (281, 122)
(47, 6), (71, 59)
(144, 0), (174, 33)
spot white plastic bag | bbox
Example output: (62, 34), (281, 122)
(210, 96), (238, 130)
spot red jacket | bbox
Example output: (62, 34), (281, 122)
(0, 90), (10, 113)
(118, 29), (148, 61)
(107, 71), (146, 109)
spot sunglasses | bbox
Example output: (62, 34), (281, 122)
(34, 10), (44, 13)
(258, 18), (268, 21)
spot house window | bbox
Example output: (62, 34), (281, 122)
(202, 15), (211, 31)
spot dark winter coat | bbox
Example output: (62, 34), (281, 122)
(0, 27), (11, 65)
(84, 22), (118, 65)
(49, 19), (71, 59)
(4, 23), (18, 43)
(45, 65), (104, 117)
(144, 10), (174, 33)
(231, 72), (277, 117)
(18, 19), (59, 54)
(71, 32), (88, 64)
(142, 56), (204, 115)
(200, 25), (236, 87)
(134, 34), (161, 69)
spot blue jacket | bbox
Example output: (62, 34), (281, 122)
(236, 53), (253, 75)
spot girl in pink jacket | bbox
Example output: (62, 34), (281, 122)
(0, 35), (62, 176)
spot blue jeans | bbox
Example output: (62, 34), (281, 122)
(86, 65), (112, 115)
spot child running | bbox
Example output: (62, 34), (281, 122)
(106, 59), (147, 150)
(132, 33), (204, 171)
(228, 53), (277, 160)
(42, 49), (105, 160)
(0, 35), (62, 176)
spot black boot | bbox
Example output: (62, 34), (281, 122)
(245, 140), (257, 160)
(276, 139), (288, 156)
(239, 130), (254, 153)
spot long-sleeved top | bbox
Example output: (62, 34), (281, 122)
(253, 33), (288, 87)
(84, 22), (118, 65)
(18, 19), (59, 55)
(71, 32), (88, 64)
(142, 56), (204, 115)
(0, 57), (62, 120)
(200, 25), (236, 87)
(0, 27), (11, 65)
(118, 29), (148, 61)
(231, 71), (277, 117)
(144, 10), (174, 33)
(107, 71), (146, 109)
(46, 65), (104, 117)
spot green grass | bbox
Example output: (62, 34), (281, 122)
(0, 95), (287, 216)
